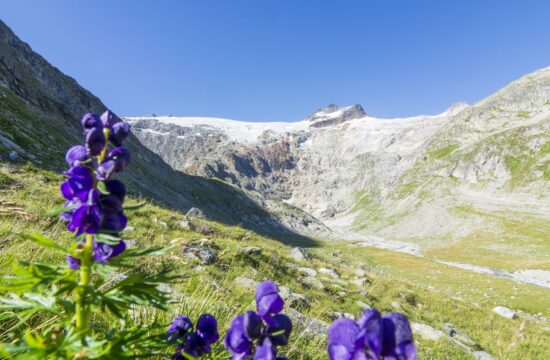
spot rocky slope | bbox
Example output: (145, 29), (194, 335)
(126, 69), (549, 267)
(0, 19), (328, 240)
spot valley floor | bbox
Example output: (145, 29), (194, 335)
(1, 163), (549, 359)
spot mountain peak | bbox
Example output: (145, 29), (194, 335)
(306, 104), (367, 128)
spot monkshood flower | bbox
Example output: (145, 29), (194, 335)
(168, 314), (220, 359)
(60, 110), (132, 269)
(327, 308), (416, 360)
(225, 281), (292, 360)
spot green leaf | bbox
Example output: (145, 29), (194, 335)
(43, 206), (69, 217)
(97, 181), (110, 195)
(20, 233), (67, 253)
(123, 202), (146, 211)
(95, 233), (122, 245)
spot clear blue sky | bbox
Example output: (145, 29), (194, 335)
(2, 1), (550, 121)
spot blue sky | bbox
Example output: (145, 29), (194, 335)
(2, 1), (550, 121)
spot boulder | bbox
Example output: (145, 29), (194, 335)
(492, 306), (517, 319)
(411, 323), (445, 341)
(181, 240), (217, 264)
(179, 220), (191, 230)
(290, 247), (310, 262)
(319, 267), (339, 279)
(241, 246), (262, 256)
(443, 323), (476, 346)
(300, 276), (324, 290)
(298, 267), (317, 277)
(286, 308), (329, 338)
(186, 207), (204, 217)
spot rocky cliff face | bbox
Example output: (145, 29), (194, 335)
(0, 20), (329, 240)
(126, 70), (549, 246)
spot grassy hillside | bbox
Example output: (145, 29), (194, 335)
(1, 162), (549, 359)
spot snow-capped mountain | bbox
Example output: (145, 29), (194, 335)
(126, 69), (550, 248)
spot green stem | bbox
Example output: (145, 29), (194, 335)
(75, 234), (94, 336)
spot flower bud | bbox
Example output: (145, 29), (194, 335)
(100, 110), (121, 128)
(81, 113), (102, 130)
(65, 145), (88, 166)
(109, 121), (131, 146)
(86, 126), (106, 156)
(108, 147), (131, 172)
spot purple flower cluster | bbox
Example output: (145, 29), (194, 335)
(225, 281), (292, 360)
(61, 111), (131, 269)
(327, 309), (416, 360)
(168, 314), (220, 359)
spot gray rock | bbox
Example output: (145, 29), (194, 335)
(356, 301), (371, 310)
(350, 278), (368, 287)
(159, 221), (168, 228)
(186, 207), (204, 217)
(473, 351), (496, 360)
(492, 306), (517, 319)
(286, 293), (310, 309)
(328, 312), (355, 321)
(181, 241), (217, 264)
(354, 269), (367, 277)
(123, 226), (135, 232)
(241, 246), (262, 256)
(411, 323), (445, 341)
(290, 247), (310, 262)
(300, 276), (324, 290)
(391, 301), (403, 311)
(298, 267), (317, 277)
(195, 223), (215, 235)
(179, 220), (191, 230)
(234, 276), (258, 290)
(8, 151), (18, 161)
(318, 267), (339, 279)
(443, 323), (476, 346)
(286, 308), (329, 338)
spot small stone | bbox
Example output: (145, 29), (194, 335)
(492, 306), (517, 319)
(356, 301), (371, 310)
(234, 276), (258, 290)
(285, 262), (298, 270)
(181, 242), (217, 264)
(8, 151), (18, 161)
(319, 267), (339, 279)
(411, 323), (445, 341)
(300, 276), (324, 290)
(473, 351), (496, 360)
(241, 246), (262, 256)
(391, 301), (403, 310)
(286, 293), (310, 309)
(350, 278), (368, 287)
(195, 223), (215, 235)
(298, 267), (317, 277)
(286, 308), (328, 338)
(354, 269), (366, 277)
(290, 247), (310, 262)
(328, 312), (356, 321)
(179, 220), (191, 230)
(159, 221), (168, 228)
(443, 323), (476, 346)
(337, 291), (347, 297)
(123, 226), (135, 232)
(125, 239), (137, 248)
(186, 207), (204, 217)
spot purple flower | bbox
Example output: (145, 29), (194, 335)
(60, 165), (94, 202)
(66, 254), (81, 270)
(65, 145), (88, 166)
(85, 126), (106, 156)
(100, 110), (121, 129)
(168, 316), (193, 343)
(93, 240), (126, 263)
(109, 121), (131, 146)
(104, 179), (126, 201)
(256, 281), (284, 319)
(108, 147), (131, 172)
(327, 309), (416, 360)
(225, 315), (254, 360)
(254, 338), (276, 360)
(225, 281), (291, 359)
(67, 189), (102, 236)
(264, 314), (292, 346)
(196, 314), (220, 345)
(81, 113), (102, 130)
(380, 314), (415, 360)
(96, 160), (115, 181)
(168, 314), (219, 359)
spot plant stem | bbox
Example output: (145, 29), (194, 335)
(75, 232), (94, 335)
